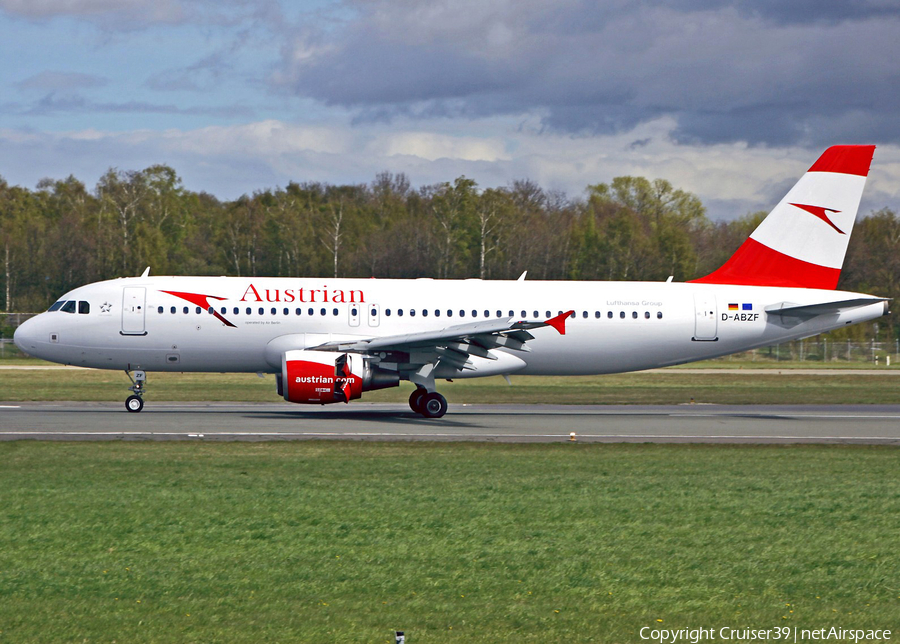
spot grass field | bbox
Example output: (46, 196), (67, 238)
(0, 442), (897, 643)
(2, 364), (900, 405)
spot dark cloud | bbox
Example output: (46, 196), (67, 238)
(276, 0), (900, 146)
(665, 0), (900, 25)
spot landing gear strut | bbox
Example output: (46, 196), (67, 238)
(408, 365), (448, 419)
(125, 370), (146, 413)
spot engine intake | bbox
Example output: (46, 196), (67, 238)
(280, 350), (398, 404)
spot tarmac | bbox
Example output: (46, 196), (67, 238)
(2, 402), (900, 444)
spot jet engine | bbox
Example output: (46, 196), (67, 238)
(278, 350), (398, 404)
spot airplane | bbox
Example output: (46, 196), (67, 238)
(13, 145), (888, 418)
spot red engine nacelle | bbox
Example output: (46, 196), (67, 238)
(280, 350), (398, 405)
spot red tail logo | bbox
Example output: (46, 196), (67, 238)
(789, 203), (845, 235)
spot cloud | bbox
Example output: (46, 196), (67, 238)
(0, 0), (285, 30)
(12, 93), (254, 119)
(16, 71), (109, 91)
(0, 0), (186, 24)
(2, 118), (899, 221)
(146, 53), (232, 93)
(275, 0), (900, 147)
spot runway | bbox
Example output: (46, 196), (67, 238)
(2, 402), (900, 444)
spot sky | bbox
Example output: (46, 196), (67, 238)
(1, 0), (900, 220)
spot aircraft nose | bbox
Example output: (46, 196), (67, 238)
(13, 315), (41, 356)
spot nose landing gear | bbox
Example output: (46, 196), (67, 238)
(125, 370), (147, 413)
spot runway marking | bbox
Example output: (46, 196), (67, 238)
(672, 413), (900, 419)
(1, 431), (898, 442)
(0, 405), (21, 408)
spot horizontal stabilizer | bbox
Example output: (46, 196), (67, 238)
(765, 297), (889, 318)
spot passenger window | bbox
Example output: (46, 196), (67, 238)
(61, 300), (76, 313)
(484, 310), (489, 318)
(220, 307), (227, 315)
(246, 307), (252, 315)
(459, 310), (465, 317)
(595, 311), (601, 318)
(386, 309), (392, 316)
(271, 308), (277, 315)
(582, 311), (587, 318)
(296, 308), (302, 315)
(157, 306), (164, 314)
(308, 308), (314, 315)
(233, 307), (239, 315)
(283, 308), (289, 315)
(258, 308), (264, 315)
(632, 311), (638, 319)
(196, 307), (202, 314)
(644, 311), (650, 319)
(569, 312), (575, 319)
(398, 309), (404, 317)
(533, 311), (539, 318)
(320, 308), (326, 316)
(48, 301), (65, 312)
(546, 311), (551, 318)
(472, 310), (477, 317)
(422, 309), (428, 317)
(171, 306), (176, 314)
(208, 307), (214, 314)
(657, 311), (663, 319)
(447, 310), (452, 317)
(521, 310), (526, 317)
(497, 310), (502, 318)
(607, 311), (613, 319)
(183, 307), (189, 314)
(619, 311), (625, 319)
(410, 309), (416, 317)
(435, 310), (440, 317)
(509, 311), (514, 317)
(332, 308), (338, 316)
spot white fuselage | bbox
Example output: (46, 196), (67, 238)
(14, 276), (887, 377)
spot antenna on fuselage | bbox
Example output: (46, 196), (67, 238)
(140, 267), (150, 278)
(517, 271), (527, 281)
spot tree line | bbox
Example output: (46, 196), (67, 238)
(1, 165), (898, 339)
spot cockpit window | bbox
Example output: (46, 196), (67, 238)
(78, 301), (90, 314)
(60, 300), (77, 314)
(48, 300), (65, 312)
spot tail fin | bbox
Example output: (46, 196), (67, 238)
(690, 145), (875, 289)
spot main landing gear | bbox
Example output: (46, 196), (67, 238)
(125, 369), (147, 413)
(408, 386), (448, 419)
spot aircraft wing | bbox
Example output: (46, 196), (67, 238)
(311, 310), (574, 365)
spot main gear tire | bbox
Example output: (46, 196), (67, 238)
(419, 392), (448, 419)
(408, 387), (427, 413)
